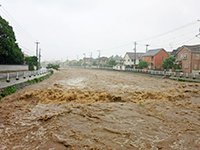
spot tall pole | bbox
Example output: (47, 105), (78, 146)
(97, 50), (100, 67)
(39, 48), (41, 69)
(35, 41), (40, 58)
(134, 42), (137, 68)
(146, 44), (149, 52)
(35, 41), (40, 70)
(83, 53), (85, 66)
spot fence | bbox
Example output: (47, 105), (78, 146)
(80, 66), (200, 80)
(0, 68), (51, 82)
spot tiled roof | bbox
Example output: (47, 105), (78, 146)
(142, 48), (163, 56)
(184, 44), (200, 53)
(125, 52), (144, 59)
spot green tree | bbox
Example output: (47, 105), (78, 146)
(46, 63), (60, 70)
(162, 56), (175, 69)
(107, 59), (116, 67)
(25, 56), (38, 70)
(138, 61), (148, 69)
(0, 16), (24, 64)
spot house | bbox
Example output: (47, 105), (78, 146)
(109, 55), (123, 64)
(123, 52), (144, 68)
(96, 57), (109, 67)
(82, 57), (95, 66)
(176, 44), (200, 73)
(142, 48), (169, 69)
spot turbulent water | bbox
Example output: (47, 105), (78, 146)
(0, 68), (200, 149)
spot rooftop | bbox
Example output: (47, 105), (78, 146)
(184, 44), (200, 53)
(142, 48), (164, 56)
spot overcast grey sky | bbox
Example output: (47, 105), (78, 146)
(1, 0), (200, 61)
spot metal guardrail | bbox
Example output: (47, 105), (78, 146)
(0, 68), (51, 82)
(67, 66), (200, 80)
(123, 68), (200, 79)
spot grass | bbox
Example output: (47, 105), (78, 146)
(139, 101), (145, 106)
(1, 86), (17, 97)
(178, 78), (185, 82)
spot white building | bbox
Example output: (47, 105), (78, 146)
(123, 52), (144, 68)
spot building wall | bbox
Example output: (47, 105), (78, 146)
(192, 53), (200, 73)
(124, 54), (141, 67)
(154, 49), (169, 69)
(124, 54), (133, 66)
(0, 65), (28, 73)
(142, 56), (154, 69)
(177, 48), (192, 73)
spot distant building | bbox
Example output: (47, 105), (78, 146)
(82, 57), (96, 66)
(96, 57), (109, 67)
(176, 44), (200, 73)
(123, 52), (144, 68)
(142, 48), (169, 69)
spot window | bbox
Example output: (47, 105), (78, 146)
(196, 54), (199, 59)
(143, 57), (145, 60)
(151, 56), (154, 61)
(194, 64), (197, 69)
(157, 65), (160, 68)
(162, 56), (164, 61)
(184, 65), (189, 69)
(128, 59), (130, 62)
(132, 59), (134, 62)
(181, 54), (188, 59)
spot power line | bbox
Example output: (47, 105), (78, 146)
(19, 45), (35, 55)
(137, 20), (199, 42)
(101, 20), (199, 52)
(0, 5), (35, 42)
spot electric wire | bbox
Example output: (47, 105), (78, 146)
(0, 6), (35, 41)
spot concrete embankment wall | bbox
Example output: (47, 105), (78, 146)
(0, 65), (28, 73)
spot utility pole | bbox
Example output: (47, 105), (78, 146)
(134, 42), (137, 68)
(35, 41), (40, 70)
(146, 44), (149, 52)
(35, 41), (40, 58)
(97, 50), (100, 67)
(39, 48), (41, 69)
(83, 53), (85, 66)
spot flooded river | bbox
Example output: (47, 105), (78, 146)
(0, 68), (200, 149)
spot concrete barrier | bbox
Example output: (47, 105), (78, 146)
(0, 65), (28, 73)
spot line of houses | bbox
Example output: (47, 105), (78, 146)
(42, 44), (200, 73)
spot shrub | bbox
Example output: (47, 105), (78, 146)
(1, 86), (17, 97)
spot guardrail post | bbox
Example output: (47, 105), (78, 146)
(174, 72), (176, 77)
(193, 74), (196, 79)
(16, 72), (19, 80)
(180, 73), (183, 78)
(29, 71), (31, 77)
(23, 72), (26, 79)
(186, 73), (189, 78)
(6, 73), (10, 82)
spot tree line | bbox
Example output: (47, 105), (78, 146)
(0, 16), (38, 70)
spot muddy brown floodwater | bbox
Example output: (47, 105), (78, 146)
(0, 68), (200, 150)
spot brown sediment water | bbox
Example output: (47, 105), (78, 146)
(0, 68), (200, 149)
